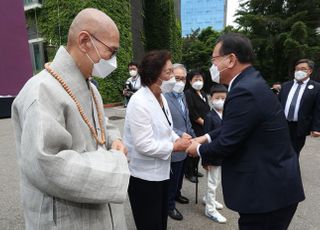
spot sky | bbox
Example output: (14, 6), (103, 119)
(226, 0), (241, 27)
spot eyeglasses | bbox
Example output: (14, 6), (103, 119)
(211, 55), (224, 62)
(90, 33), (119, 58)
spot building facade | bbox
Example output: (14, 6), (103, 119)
(181, 0), (227, 36)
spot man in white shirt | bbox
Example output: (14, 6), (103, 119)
(279, 59), (320, 157)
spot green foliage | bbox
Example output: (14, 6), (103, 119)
(36, 0), (133, 103)
(236, 0), (320, 83)
(143, 0), (182, 62)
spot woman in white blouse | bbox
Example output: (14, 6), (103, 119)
(124, 50), (191, 230)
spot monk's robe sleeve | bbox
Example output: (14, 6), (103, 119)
(15, 100), (130, 204)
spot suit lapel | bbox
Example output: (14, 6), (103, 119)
(169, 93), (186, 119)
(300, 80), (314, 107)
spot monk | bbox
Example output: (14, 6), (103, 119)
(12, 8), (130, 230)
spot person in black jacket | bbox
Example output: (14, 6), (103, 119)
(184, 71), (210, 183)
(279, 59), (320, 157)
(187, 33), (305, 230)
(202, 84), (228, 223)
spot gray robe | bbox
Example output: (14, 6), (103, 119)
(12, 46), (130, 230)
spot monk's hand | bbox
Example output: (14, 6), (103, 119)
(111, 139), (128, 156)
(186, 140), (200, 157)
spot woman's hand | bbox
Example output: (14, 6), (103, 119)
(173, 137), (191, 152)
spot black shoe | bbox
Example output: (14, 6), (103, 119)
(176, 195), (189, 204)
(168, 208), (183, 221)
(185, 175), (198, 183)
(196, 172), (204, 177)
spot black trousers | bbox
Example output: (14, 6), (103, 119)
(128, 176), (169, 230)
(288, 121), (306, 157)
(168, 160), (185, 210)
(185, 155), (199, 177)
(238, 203), (298, 230)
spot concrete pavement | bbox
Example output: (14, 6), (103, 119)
(0, 106), (319, 229)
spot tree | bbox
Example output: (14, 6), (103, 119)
(37, 0), (133, 103)
(236, 0), (320, 83)
(143, 0), (182, 62)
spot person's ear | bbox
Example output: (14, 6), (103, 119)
(78, 31), (92, 53)
(227, 53), (237, 69)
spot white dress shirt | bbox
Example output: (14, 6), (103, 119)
(284, 78), (310, 121)
(124, 87), (179, 181)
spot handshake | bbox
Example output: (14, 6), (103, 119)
(173, 133), (208, 157)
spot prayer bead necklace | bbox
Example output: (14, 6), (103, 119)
(44, 63), (106, 145)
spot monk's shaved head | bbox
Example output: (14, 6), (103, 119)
(67, 8), (119, 47)
(66, 8), (119, 79)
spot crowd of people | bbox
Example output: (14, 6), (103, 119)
(12, 8), (320, 230)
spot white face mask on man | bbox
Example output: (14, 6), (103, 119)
(129, 70), (138, 77)
(86, 36), (117, 79)
(173, 81), (185, 94)
(209, 56), (229, 83)
(160, 77), (176, 93)
(294, 70), (307, 81)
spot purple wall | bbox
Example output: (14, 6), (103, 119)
(0, 0), (33, 96)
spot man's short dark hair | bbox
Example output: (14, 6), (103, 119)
(295, 59), (314, 70)
(128, 61), (140, 68)
(139, 50), (171, 87)
(210, 84), (228, 96)
(216, 33), (255, 64)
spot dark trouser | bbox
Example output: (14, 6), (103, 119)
(168, 160), (185, 210)
(288, 121), (306, 157)
(238, 203), (298, 230)
(185, 156), (199, 177)
(128, 176), (169, 230)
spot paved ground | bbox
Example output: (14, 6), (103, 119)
(0, 106), (320, 229)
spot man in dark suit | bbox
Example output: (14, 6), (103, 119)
(186, 33), (305, 230)
(279, 59), (320, 157)
(164, 63), (196, 221)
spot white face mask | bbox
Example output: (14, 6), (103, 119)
(87, 37), (117, 79)
(294, 71), (307, 81)
(210, 56), (229, 83)
(192, 81), (203, 91)
(129, 70), (138, 77)
(210, 64), (220, 83)
(160, 77), (176, 93)
(173, 81), (185, 94)
(212, 99), (224, 110)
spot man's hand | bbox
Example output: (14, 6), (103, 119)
(311, 131), (320, 137)
(186, 141), (200, 157)
(193, 135), (208, 144)
(111, 139), (128, 156)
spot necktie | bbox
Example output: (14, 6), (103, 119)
(178, 97), (185, 113)
(287, 81), (303, 121)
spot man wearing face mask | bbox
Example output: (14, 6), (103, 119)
(279, 59), (320, 157)
(123, 62), (141, 107)
(164, 63), (196, 221)
(11, 8), (130, 230)
(187, 33), (305, 230)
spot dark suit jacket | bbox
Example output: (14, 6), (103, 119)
(164, 92), (196, 162)
(184, 88), (210, 136)
(279, 79), (320, 137)
(202, 110), (223, 166)
(199, 66), (305, 214)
